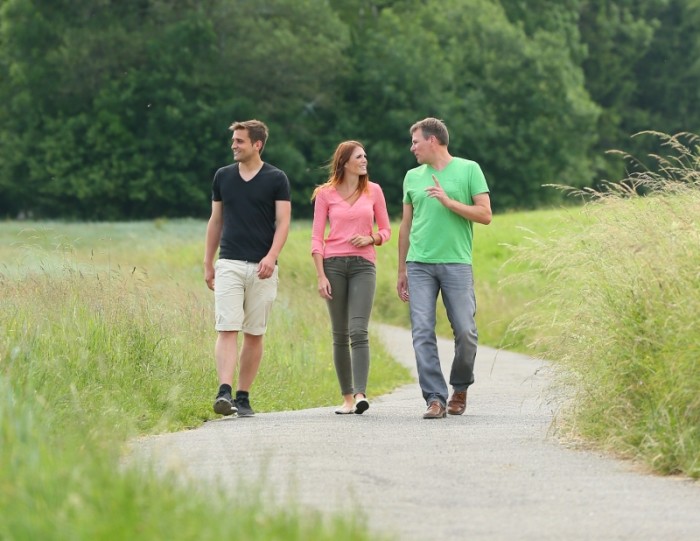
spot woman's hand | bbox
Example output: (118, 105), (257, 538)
(317, 275), (332, 299)
(349, 234), (374, 247)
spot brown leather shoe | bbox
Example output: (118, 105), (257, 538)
(447, 390), (467, 415)
(423, 400), (446, 419)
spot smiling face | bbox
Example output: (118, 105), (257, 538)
(343, 146), (368, 177)
(230, 129), (261, 163)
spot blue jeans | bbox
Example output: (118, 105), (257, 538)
(407, 262), (478, 406)
(323, 256), (377, 396)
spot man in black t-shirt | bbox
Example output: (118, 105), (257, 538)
(203, 120), (291, 417)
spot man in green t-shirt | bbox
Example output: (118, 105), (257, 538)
(397, 118), (492, 419)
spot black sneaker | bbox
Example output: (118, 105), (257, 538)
(213, 392), (237, 416)
(234, 395), (255, 417)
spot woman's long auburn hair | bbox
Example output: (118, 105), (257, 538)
(311, 141), (369, 201)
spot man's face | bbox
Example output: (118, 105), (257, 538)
(231, 129), (259, 162)
(410, 129), (432, 164)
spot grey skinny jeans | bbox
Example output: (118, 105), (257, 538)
(323, 256), (377, 396)
(407, 262), (478, 406)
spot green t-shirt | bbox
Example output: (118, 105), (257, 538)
(402, 157), (489, 264)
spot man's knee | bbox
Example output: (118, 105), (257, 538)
(243, 331), (263, 340)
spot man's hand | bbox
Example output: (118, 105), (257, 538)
(257, 254), (276, 279)
(425, 174), (450, 205)
(204, 263), (215, 291)
(397, 273), (409, 302)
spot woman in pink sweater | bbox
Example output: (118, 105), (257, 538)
(311, 141), (392, 414)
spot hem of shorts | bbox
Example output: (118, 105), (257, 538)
(243, 328), (267, 336)
(240, 327), (266, 336)
(215, 326), (267, 335)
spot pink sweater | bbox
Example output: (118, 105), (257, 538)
(311, 181), (392, 264)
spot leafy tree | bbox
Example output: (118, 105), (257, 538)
(209, 0), (351, 208)
(635, 0), (700, 136)
(344, 0), (598, 213)
(577, 0), (663, 180)
(1, 0), (694, 219)
(0, 0), (349, 219)
(0, 0), (61, 217)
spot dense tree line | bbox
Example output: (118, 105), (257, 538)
(0, 0), (697, 220)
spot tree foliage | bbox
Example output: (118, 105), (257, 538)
(0, 0), (696, 219)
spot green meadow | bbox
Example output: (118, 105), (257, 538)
(0, 219), (406, 540)
(2, 174), (699, 537)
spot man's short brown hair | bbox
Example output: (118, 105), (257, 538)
(410, 117), (449, 146)
(229, 119), (269, 153)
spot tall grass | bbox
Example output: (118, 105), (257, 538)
(0, 220), (404, 540)
(511, 132), (700, 478)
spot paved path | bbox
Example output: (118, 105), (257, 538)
(133, 324), (700, 540)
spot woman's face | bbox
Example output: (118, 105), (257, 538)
(343, 146), (368, 177)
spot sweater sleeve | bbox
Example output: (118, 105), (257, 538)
(372, 184), (392, 245)
(310, 190), (328, 256)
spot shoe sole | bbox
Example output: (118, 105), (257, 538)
(354, 400), (369, 415)
(236, 410), (255, 417)
(447, 408), (465, 415)
(213, 398), (237, 416)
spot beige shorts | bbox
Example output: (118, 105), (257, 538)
(214, 259), (279, 334)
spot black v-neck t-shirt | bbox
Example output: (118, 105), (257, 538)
(211, 162), (291, 262)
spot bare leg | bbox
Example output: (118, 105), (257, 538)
(341, 393), (354, 409)
(215, 330), (239, 385)
(333, 392), (355, 414)
(238, 333), (264, 391)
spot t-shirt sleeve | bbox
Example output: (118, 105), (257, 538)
(470, 163), (489, 196)
(275, 171), (292, 202)
(211, 169), (222, 201)
(402, 172), (411, 204)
